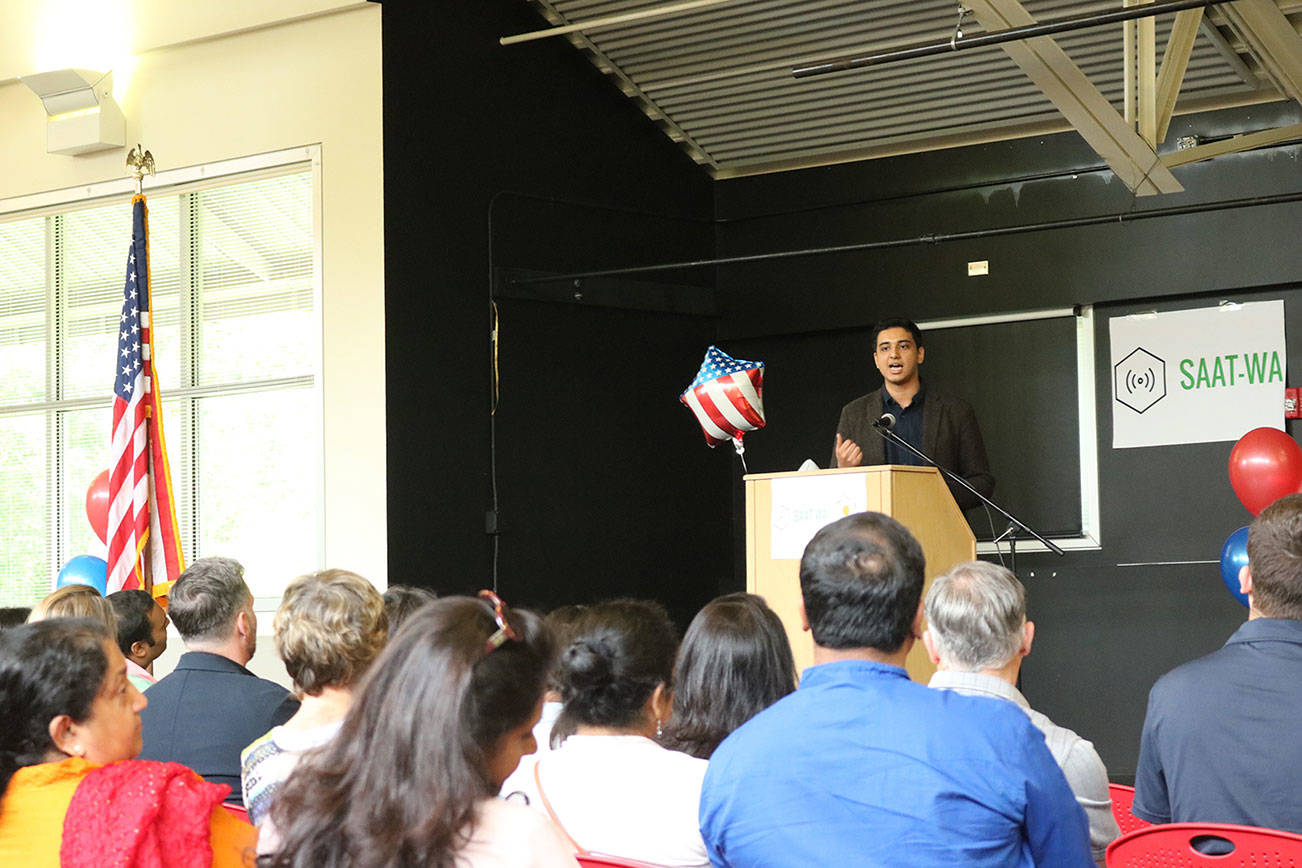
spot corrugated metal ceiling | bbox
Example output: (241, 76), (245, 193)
(516, 0), (1298, 176)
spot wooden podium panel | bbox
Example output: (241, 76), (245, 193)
(744, 465), (976, 683)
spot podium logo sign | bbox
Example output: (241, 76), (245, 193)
(770, 474), (869, 560)
(1109, 301), (1285, 449)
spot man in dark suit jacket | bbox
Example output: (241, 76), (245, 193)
(138, 557), (298, 805)
(833, 318), (994, 510)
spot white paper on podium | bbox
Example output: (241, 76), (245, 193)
(770, 474), (869, 560)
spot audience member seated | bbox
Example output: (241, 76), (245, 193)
(264, 593), (577, 868)
(922, 560), (1120, 864)
(699, 512), (1093, 868)
(0, 618), (255, 867)
(241, 569), (387, 854)
(658, 593), (796, 760)
(1135, 493), (1302, 831)
(0, 608), (31, 632)
(511, 600), (709, 868)
(107, 590), (170, 692)
(501, 604), (588, 797)
(28, 585), (118, 636)
(137, 557), (298, 805)
(381, 584), (437, 631)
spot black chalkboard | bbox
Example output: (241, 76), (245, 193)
(922, 315), (1083, 540)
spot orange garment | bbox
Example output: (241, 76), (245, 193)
(0, 757), (256, 868)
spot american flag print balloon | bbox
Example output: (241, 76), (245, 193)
(680, 346), (766, 447)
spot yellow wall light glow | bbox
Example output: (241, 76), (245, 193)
(34, 0), (136, 101)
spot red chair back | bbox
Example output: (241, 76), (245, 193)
(1106, 822), (1302, 866)
(221, 801), (250, 824)
(576, 855), (665, 868)
(1108, 783), (1152, 836)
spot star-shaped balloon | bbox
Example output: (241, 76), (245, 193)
(680, 346), (766, 452)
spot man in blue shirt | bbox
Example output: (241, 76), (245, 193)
(1134, 493), (1302, 831)
(699, 512), (1092, 867)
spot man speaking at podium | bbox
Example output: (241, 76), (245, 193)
(833, 318), (994, 511)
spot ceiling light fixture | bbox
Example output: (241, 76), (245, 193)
(19, 68), (125, 156)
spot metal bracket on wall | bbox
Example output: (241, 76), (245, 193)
(493, 267), (718, 317)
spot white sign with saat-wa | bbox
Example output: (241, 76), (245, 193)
(1109, 300), (1285, 449)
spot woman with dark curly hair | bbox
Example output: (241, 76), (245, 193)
(513, 599), (708, 867)
(658, 593), (796, 760)
(266, 594), (577, 868)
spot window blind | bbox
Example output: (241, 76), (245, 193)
(0, 165), (318, 604)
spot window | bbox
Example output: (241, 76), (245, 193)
(0, 162), (320, 605)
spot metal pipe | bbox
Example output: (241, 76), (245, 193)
(504, 189), (1302, 286)
(792, 0), (1236, 78)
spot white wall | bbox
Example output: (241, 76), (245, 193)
(0, 1), (386, 686)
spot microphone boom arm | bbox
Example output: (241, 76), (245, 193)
(868, 423), (1064, 556)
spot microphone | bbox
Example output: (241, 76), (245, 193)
(872, 412), (897, 430)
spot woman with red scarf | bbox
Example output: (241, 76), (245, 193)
(0, 617), (256, 867)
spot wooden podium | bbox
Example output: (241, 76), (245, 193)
(744, 465), (976, 683)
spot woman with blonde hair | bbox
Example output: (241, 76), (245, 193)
(28, 584), (118, 636)
(241, 569), (388, 853)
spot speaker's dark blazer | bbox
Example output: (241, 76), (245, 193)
(833, 387), (995, 511)
(138, 650), (299, 806)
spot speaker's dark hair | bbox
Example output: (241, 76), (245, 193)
(267, 596), (552, 868)
(870, 318), (924, 349)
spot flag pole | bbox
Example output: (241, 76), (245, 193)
(127, 145), (155, 594)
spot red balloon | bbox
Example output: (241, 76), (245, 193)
(1228, 427), (1302, 516)
(85, 469), (110, 543)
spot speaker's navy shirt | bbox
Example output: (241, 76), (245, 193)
(882, 383), (927, 466)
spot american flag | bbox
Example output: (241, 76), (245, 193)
(680, 346), (766, 446)
(106, 196), (184, 595)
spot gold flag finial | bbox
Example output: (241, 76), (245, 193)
(126, 145), (155, 195)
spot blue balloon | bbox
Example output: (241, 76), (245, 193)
(1219, 527), (1250, 608)
(57, 555), (108, 596)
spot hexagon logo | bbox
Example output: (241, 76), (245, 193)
(1114, 347), (1166, 414)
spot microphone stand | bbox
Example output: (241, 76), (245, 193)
(869, 422), (1064, 557)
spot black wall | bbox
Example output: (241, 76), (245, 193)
(382, 2), (725, 627)
(385, 4), (1302, 778)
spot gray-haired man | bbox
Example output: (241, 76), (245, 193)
(138, 557), (298, 805)
(922, 560), (1119, 866)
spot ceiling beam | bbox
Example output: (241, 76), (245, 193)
(1219, 0), (1302, 103)
(1160, 120), (1302, 166)
(963, 0), (1183, 195)
(1155, 8), (1206, 142)
(1137, 1), (1159, 146)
